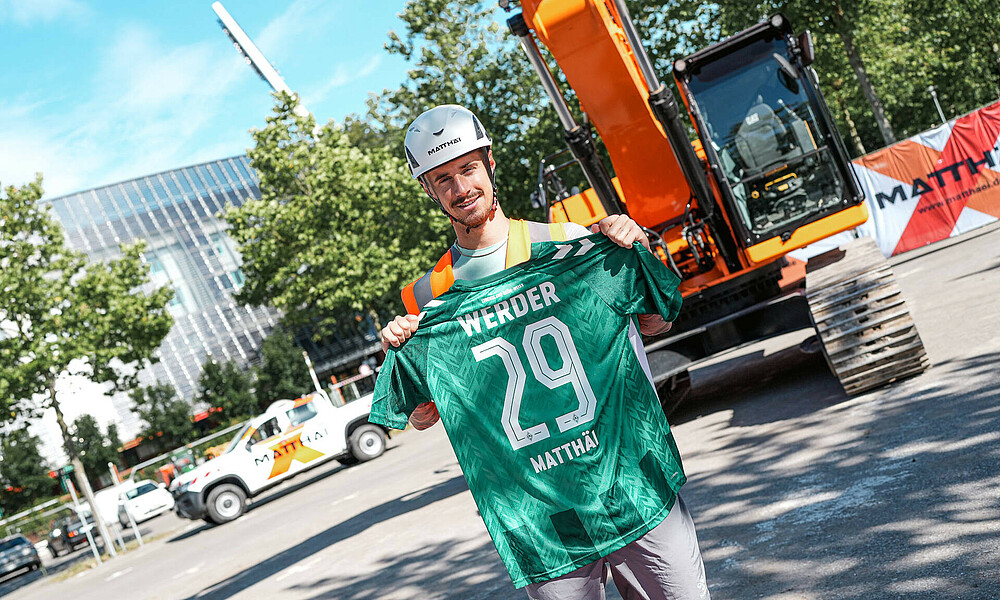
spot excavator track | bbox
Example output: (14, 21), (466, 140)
(806, 237), (928, 395)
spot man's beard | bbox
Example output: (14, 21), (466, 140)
(449, 193), (493, 228)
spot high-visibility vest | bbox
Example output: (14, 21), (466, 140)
(401, 220), (572, 315)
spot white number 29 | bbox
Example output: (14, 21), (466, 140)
(471, 316), (597, 450)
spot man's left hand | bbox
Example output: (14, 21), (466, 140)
(638, 314), (672, 336)
(591, 214), (650, 251)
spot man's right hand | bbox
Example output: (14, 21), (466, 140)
(381, 314), (421, 352)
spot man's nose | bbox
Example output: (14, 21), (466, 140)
(453, 174), (474, 197)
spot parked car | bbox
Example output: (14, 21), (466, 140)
(47, 512), (100, 557)
(117, 479), (174, 526)
(0, 535), (41, 577)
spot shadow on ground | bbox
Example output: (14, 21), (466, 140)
(183, 475), (473, 600)
(681, 350), (1000, 599)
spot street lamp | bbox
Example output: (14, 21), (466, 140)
(927, 85), (947, 125)
(212, 1), (310, 120)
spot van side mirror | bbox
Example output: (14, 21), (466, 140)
(797, 30), (814, 66)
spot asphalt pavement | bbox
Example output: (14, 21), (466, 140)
(3, 223), (998, 600)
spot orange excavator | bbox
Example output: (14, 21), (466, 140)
(505, 0), (927, 410)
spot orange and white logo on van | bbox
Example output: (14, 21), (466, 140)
(266, 432), (324, 479)
(293, 395), (315, 408)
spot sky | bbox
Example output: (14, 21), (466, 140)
(0, 0), (417, 198)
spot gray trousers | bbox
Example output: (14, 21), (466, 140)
(525, 496), (710, 600)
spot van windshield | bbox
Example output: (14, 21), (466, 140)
(224, 423), (253, 454)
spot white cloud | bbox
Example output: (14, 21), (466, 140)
(0, 23), (255, 197)
(0, 0), (87, 24)
(255, 0), (340, 61)
(305, 54), (384, 107)
(0, 1), (378, 197)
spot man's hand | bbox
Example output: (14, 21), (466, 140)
(409, 401), (440, 430)
(638, 314), (672, 336)
(381, 314), (421, 352)
(591, 214), (650, 251)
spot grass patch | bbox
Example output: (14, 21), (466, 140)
(47, 532), (171, 582)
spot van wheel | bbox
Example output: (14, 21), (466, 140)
(349, 425), (387, 462)
(205, 484), (246, 524)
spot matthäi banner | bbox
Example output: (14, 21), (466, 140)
(853, 100), (1000, 256)
(793, 100), (1000, 260)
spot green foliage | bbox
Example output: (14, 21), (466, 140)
(0, 175), (174, 421)
(0, 429), (56, 514)
(197, 357), (257, 422)
(368, 0), (574, 220)
(255, 330), (312, 408)
(225, 93), (451, 326)
(130, 383), (198, 450)
(70, 414), (122, 488)
(677, 0), (1000, 153)
(1, 175), (173, 515)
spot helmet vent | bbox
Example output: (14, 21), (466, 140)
(473, 117), (484, 140)
(432, 128), (445, 136)
(406, 147), (420, 169)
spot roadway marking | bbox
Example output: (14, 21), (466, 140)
(330, 492), (359, 507)
(274, 556), (323, 582)
(172, 562), (204, 580)
(105, 567), (133, 582)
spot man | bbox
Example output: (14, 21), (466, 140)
(372, 105), (709, 599)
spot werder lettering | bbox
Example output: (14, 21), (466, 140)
(427, 137), (462, 156)
(457, 282), (561, 337)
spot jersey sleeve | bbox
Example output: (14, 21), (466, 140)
(370, 337), (433, 429)
(582, 241), (683, 322)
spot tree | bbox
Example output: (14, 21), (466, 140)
(197, 357), (257, 423)
(1, 175), (173, 551)
(224, 93), (451, 329)
(70, 415), (122, 489)
(130, 383), (197, 450)
(0, 429), (56, 514)
(367, 0), (575, 220)
(255, 330), (312, 408)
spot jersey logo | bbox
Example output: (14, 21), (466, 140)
(267, 433), (324, 479)
(552, 238), (594, 260)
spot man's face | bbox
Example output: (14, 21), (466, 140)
(424, 149), (495, 227)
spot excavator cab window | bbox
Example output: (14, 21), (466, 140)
(681, 30), (850, 243)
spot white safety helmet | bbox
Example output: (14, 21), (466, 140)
(404, 105), (493, 180)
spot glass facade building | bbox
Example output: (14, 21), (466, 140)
(46, 156), (279, 438)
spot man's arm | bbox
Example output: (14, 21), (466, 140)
(592, 215), (672, 336)
(380, 314), (440, 429)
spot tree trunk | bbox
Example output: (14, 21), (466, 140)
(838, 95), (867, 156)
(50, 382), (118, 558)
(833, 1), (896, 147)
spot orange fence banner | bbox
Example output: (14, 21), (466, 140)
(850, 100), (1000, 255)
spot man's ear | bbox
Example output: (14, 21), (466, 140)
(487, 147), (496, 172)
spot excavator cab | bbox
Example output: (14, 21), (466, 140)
(673, 15), (864, 254)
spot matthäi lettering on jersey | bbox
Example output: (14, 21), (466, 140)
(530, 429), (600, 474)
(457, 281), (561, 336)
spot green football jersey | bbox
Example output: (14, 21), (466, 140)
(371, 234), (686, 588)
